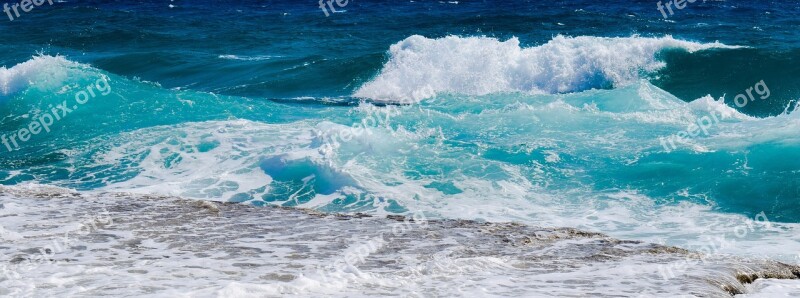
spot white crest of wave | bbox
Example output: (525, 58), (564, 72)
(0, 55), (79, 97)
(687, 95), (754, 121)
(354, 35), (740, 103)
(218, 54), (276, 61)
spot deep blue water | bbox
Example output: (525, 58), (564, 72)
(0, 0), (798, 233)
(1, 0), (799, 111)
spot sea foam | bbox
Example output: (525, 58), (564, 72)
(354, 35), (740, 103)
(0, 55), (77, 97)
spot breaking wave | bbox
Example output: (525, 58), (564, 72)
(354, 35), (741, 103)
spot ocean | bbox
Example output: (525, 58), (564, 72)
(1, 0), (799, 296)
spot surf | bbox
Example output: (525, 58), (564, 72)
(353, 35), (742, 103)
(1, 35), (799, 271)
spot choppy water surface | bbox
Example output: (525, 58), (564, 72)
(1, 0), (800, 296)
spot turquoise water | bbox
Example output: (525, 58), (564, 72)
(0, 0), (798, 247)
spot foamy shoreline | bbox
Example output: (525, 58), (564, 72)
(0, 185), (798, 297)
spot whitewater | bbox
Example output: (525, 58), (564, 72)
(2, 33), (800, 297)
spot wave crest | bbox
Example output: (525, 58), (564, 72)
(354, 35), (740, 103)
(0, 55), (79, 97)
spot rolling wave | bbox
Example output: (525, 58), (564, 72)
(354, 35), (742, 103)
(0, 56), (78, 97)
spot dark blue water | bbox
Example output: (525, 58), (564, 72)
(1, 0), (798, 112)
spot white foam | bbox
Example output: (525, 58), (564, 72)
(15, 80), (797, 272)
(738, 279), (800, 297)
(94, 120), (322, 201)
(3, 186), (782, 297)
(217, 54), (277, 61)
(687, 95), (754, 121)
(354, 35), (740, 103)
(0, 55), (77, 97)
